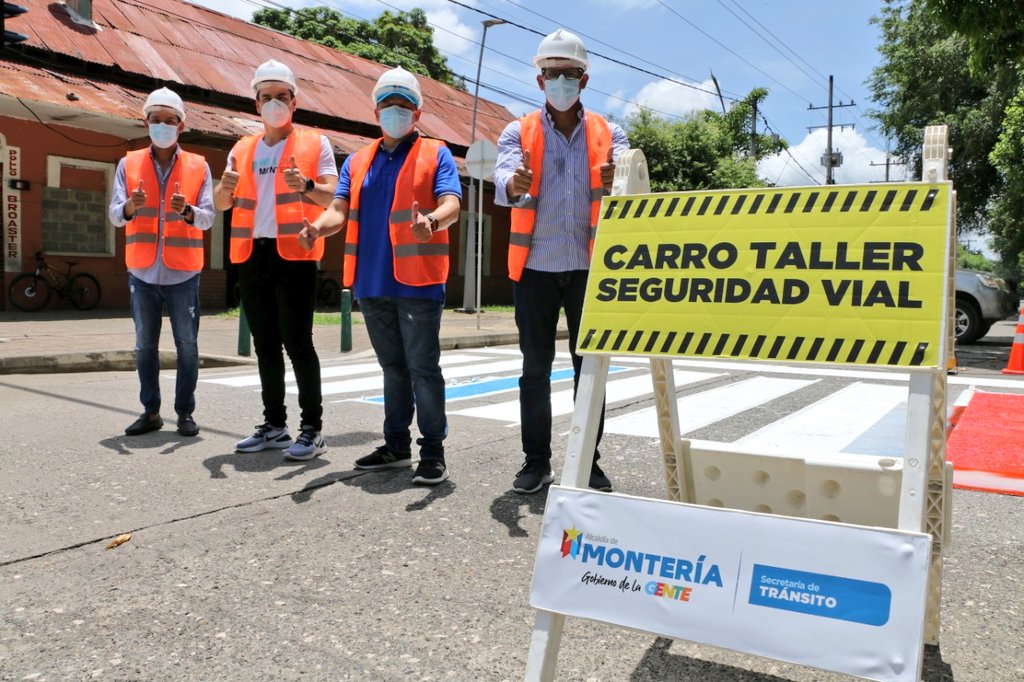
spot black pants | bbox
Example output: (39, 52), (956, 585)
(513, 268), (604, 463)
(238, 239), (322, 431)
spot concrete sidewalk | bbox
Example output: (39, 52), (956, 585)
(0, 307), (546, 374)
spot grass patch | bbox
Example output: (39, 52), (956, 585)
(215, 308), (361, 326)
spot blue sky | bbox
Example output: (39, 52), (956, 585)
(195, 0), (899, 187)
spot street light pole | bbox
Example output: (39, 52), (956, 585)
(461, 18), (506, 314)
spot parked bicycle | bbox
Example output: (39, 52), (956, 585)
(7, 251), (102, 312)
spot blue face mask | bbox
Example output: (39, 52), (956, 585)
(544, 75), (581, 112)
(148, 122), (179, 149)
(379, 106), (415, 139)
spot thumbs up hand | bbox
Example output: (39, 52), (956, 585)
(298, 217), (319, 250)
(124, 179), (147, 218)
(410, 200), (433, 243)
(599, 146), (616, 191)
(283, 154), (306, 191)
(169, 182), (188, 215)
(509, 149), (533, 198)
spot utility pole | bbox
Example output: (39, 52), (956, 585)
(869, 154), (908, 182)
(750, 98), (757, 158)
(807, 75), (855, 184)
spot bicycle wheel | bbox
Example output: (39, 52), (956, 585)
(69, 273), (102, 310)
(318, 277), (341, 309)
(8, 273), (52, 312)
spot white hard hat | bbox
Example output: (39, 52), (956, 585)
(143, 87), (185, 121)
(533, 29), (588, 71)
(372, 66), (423, 109)
(251, 59), (298, 94)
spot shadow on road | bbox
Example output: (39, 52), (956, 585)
(490, 489), (547, 537)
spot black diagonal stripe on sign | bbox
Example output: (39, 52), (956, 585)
(867, 340), (885, 364)
(695, 332), (713, 355)
(880, 190), (897, 211)
(920, 188), (939, 212)
(750, 335), (767, 357)
(712, 333), (730, 356)
(677, 331), (695, 355)
(888, 341), (908, 365)
(581, 329), (596, 350)
(681, 197), (696, 216)
(611, 329), (628, 351)
(768, 336), (785, 359)
(597, 329), (611, 351)
(767, 194), (782, 213)
(910, 342), (928, 366)
(627, 330), (643, 352)
(826, 338), (844, 362)
(731, 334), (748, 357)
(643, 330), (661, 353)
(650, 198), (664, 218)
(841, 191), (857, 212)
(900, 189), (918, 212)
(803, 192), (819, 212)
(697, 196), (713, 216)
(731, 195), (747, 214)
(846, 339), (865, 363)
(807, 337), (824, 361)
(749, 194), (764, 214)
(634, 199), (649, 218)
(861, 190), (877, 211)
(660, 331), (678, 354)
(617, 200), (634, 219)
(603, 202), (617, 220)
(787, 336), (805, 360)
(666, 197), (680, 216)
(822, 191), (839, 212)
(714, 196), (729, 215)
(784, 193), (800, 213)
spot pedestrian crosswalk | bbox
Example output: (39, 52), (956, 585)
(201, 348), (1004, 459)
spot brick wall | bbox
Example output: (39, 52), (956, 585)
(41, 187), (107, 253)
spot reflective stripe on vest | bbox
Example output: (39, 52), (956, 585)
(507, 110), (611, 282)
(123, 149), (207, 271)
(228, 128), (326, 263)
(343, 136), (449, 288)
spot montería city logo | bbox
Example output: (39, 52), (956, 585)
(560, 525), (724, 604)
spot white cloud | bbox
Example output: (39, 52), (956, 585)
(758, 127), (902, 187)
(611, 78), (721, 120)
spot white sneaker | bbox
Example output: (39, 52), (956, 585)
(235, 423), (292, 452)
(284, 425), (326, 461)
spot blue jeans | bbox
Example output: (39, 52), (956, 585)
(360, 296), (446, 460)
(513, 268), (604, 463)
(129, 273), (200, 417)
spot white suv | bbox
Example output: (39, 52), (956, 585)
(954, 269), (1018, 343)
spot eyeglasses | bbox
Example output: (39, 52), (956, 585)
(541, 67), (585, 81)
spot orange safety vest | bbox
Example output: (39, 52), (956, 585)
(343, 136), (449, 288)
(507, 109), (611, 282)
(123, 149), (206, 271)
(229, 128), (326, 263)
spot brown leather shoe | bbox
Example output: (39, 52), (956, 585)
(125, 413), (163, 436)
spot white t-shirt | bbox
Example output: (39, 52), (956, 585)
(227, 133), (338, 239)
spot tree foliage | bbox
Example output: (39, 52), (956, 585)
(252, 6), (462, 89)
(622, 89), (786, 192)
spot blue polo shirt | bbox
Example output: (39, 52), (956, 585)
(335, 132), (462, 301)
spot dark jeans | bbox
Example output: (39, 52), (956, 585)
(238, 239), (322, 431)
(129, 273), (200, 417)
(360, 296), (446, 460)
(513, 268), (604, 463)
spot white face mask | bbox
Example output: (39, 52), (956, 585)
(261, 99), (292, 128)
(379, 106), (415, 139)
(148, 122), (179, 149)
(544, 75), (581, 112)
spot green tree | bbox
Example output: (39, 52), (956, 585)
(252, 6), (463, 89)
(623, 89), (785, 192)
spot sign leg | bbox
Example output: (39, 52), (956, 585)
(523, 609), (565, 681)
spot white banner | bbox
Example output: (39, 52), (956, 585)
(530, 486), (931, 682)
(4, 143), (22, 275)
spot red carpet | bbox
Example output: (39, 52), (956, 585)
(947, 391), (1024, 496)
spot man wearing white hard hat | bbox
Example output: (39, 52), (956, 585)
(108, 87), (215, 438)
(493, 29), (629, 494)
(214, 59), (338, 462)
(300, 66), (461, 485)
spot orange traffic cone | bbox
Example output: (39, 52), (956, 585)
(1002, 306), (1024, 375)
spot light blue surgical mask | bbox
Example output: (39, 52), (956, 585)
(544, 75), (581, 112)
(379, 106), (415, 139)
(148, 122), (179, 149)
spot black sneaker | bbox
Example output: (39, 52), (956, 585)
(125, 413), (163, 436)
(589, 462), (613, 492)
(355, 445), (412, 470)
(177, 414), (199, 437)
(411, 458), (449, 485)
(513, 460), (554, 494)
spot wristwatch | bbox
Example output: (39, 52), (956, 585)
(426, 214), (439, 233)
(303, 177), (315, 194)
(181, 203), (193, 220)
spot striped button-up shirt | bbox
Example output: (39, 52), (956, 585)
(493, 107), (628, 273)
